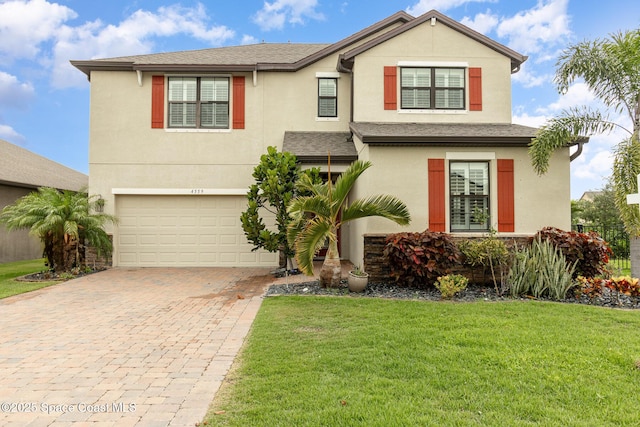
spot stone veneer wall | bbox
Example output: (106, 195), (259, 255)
(363, 233), (531, 284)
(84, 234), (113, 269)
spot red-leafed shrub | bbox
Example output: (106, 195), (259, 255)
(383, 230), (461, 288)
(533, 227), (612, 278)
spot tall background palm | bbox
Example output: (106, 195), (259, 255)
(528, 29), (640, 272)
(0, 187), (116, 272)
(288, 160), (410, 288)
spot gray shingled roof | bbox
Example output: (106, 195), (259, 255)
(350, 122), (542, 146)
(283, 131), (357, 163)
(0, 139), (88, 191)
(97, 43), (331, 66)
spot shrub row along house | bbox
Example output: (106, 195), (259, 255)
(71, 10), (578, 268)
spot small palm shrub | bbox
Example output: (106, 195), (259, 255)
(534, 227), (612, 278)
(508, 238), (576, 301)
(384, 230), (461, 288)
(435, 274), (469, 299)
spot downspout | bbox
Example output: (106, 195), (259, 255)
(337, 54), (354, 123)
(570, 141), (584, 162)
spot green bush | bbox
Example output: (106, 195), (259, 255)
(508, 237), (576, 301)
(534, 227), (612, 278)
(435, 274), (469, 299)
(384, 230), (461, 288)
(458, 237), (510, 294)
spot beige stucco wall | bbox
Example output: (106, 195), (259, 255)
(0, 185), (42, 263)
(352, 20), (513, 124)
(344, 145), (571, 266)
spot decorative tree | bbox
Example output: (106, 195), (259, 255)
(0, 187), (116, 272)
(528, 29), (640, 274)
(288, 159), (411, 288)
(240, 146), (320, 268)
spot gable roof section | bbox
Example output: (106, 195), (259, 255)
(283, 131), (357, 163)
(350, 122), (541, 146)
(339, 10), (527, 73)
(71, 11), (413, 78)
(0, 139), (88, 191)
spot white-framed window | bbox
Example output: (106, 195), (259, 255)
(318, 78), (337, 117)
(168, 77), (229, 129)
(401, 67), (465, 110)
(449, 161), (490, 231)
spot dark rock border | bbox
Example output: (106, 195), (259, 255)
(266, 281), (640, 310)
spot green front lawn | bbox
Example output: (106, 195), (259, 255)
(0, 259), (59, 299)
(206, 296), (640, 426)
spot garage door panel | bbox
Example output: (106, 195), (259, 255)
(115, 195), (277, 267)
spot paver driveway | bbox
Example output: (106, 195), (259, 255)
(0, 267), (277, 427)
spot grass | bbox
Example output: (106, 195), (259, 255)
(205, 296), (640, 426)
(0, 259), (60, 299)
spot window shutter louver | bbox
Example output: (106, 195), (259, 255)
(497, 159), (515, 232)
(469, 67), (482, 111)
(232, 76), (245, 129)
(384, 66), (397, 110)
(151, 76), (165, 128)
(428, 158), (446, 232)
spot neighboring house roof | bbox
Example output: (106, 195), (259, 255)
(580, 191), (602, 202)
(283, 131), (357, 163)
(350, 122), (540, 146)
(71, 10), (526, 77)
(0, 139), (88, 191)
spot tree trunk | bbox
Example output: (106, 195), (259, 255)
(631, 236), (640, 278)
(319, 238), (342, 288)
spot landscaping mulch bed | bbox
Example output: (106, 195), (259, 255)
(266, 280), (640, 310)
(16, 267), (106, 282)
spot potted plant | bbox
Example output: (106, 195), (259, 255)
(348, 265), (369, 292)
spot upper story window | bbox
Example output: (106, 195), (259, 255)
(318, 78), (337, 117)
(168, 77), (229, 129)
(449, 161), (489, 231)
(401, 67), (465, 110)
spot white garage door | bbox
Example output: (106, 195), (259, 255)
(115, 195), (278, 267)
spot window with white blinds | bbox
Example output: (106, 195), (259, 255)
(168, 77), (229, 128)
(318, 78), (337, 117)
(401, 67), (465, 110)
(449, 161), (489, 231)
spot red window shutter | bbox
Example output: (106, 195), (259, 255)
(233, 76), (245, 129)
(384, 66), (397, 110)
(469, 67), (482, 111)
(497, 159), (515, 232)
(428, 159), (446, 232)
(151, 76), (164, 129)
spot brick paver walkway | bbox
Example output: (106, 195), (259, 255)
(0, 267), (277, 426)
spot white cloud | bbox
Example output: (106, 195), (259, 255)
(0, 0), (77, 60)
(51, 3), (235, 89)
(0, 72), (35, 110)
(407, 0), (497, 16)
(572, 147), (613, 180)
(252, 0), (325, 31)
(513, 112), (548, 128)
(242, 34), (260, 45)
(511, 62), (550, 88)
(460, 11), (498, 34)
(0, 123), (26, 143)
(535, 82), (596, 115)
(496, 0), (571, 54)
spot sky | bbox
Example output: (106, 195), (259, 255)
(0, 0), (639, 199)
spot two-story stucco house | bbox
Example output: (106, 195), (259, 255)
(71, 10), (572, 268)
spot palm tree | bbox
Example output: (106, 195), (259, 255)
(529, 30), (640, 237)
(0, 187), (116, 272)
(288, 160), (410, 288)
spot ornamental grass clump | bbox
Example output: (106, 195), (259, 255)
(508, 237), (576, 301)
(435, 274), (469, 299)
